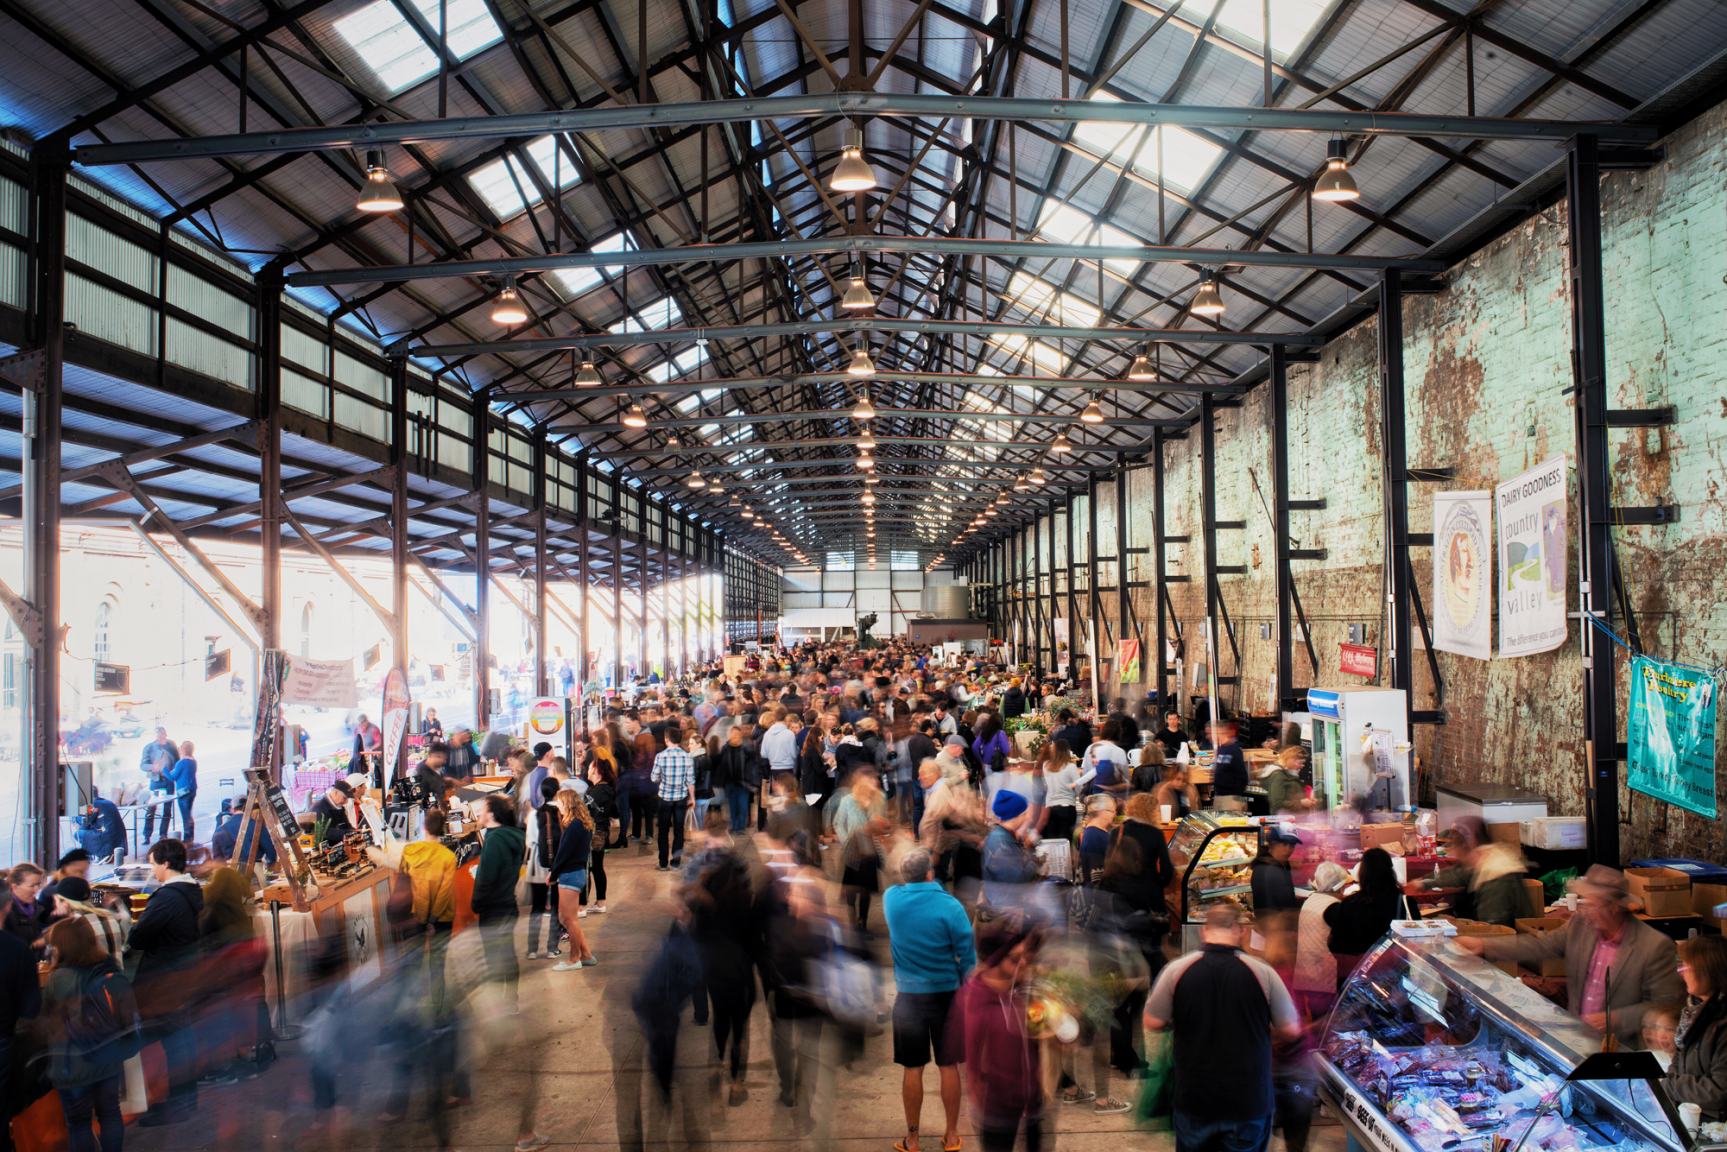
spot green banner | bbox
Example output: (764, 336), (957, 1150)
(1627, 654), (1719, 819)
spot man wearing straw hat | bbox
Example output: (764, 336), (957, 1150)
(1455, 864), (1685, 1050)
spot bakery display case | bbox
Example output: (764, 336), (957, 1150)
(1319, 932), (1688, 1152)
(1174, 819), (1262, 927)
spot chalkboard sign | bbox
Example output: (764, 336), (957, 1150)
(94, 663), (130, 694)
(245, 768), (300, 835)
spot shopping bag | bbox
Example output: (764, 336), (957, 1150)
(1133, 1031), (1175, 1131)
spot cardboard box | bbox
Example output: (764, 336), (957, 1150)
(1520, 816), (1587, 850)
(1694, 882), (1727, 929)
(1626, 867), (1692, 917)
(1486, 822), (1522, 846)
(1514, 917), (1569, 977)
(1360, 823), (1406, 852)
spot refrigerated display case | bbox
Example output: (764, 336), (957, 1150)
(1319, 932), (1689, 1152)
(1175, 820), (1262, 928)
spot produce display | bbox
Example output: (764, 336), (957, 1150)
(1320, 937), (1683, 1152)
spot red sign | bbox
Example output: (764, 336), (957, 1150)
(1339, 643), (1378, 678)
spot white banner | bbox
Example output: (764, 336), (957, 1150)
(1432, 491), (1493, 660)
(1496, 454), (1570, 657)
(280, 654), (357, 708)
(1054, 617), (1070, 673)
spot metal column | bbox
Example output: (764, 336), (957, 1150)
(1153, 429), (1169, 709)
(472, 407), (491, 732)
(532, 428), (549, 697)
(1116, 465), (1132, 680)
(1087, 473), (1102, 679)
(1046, 505), (1058, 669)
(1201, 392), (1220, 713)
(1379, 270), (1415, 733)
(389, 357), (410, 784)
(256, 264), (284, 778)
(25, 161), (66, 864)
(611, 528), (622, 686)
(1270, 346), (1294, 712)
(576, 452), (589, 686)
(1568, 135), (1619, 866)
(638, 516), (649, 679)
(1064, 497), (1078, 668)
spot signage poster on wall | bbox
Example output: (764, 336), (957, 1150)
(1339, 643), (1378, 678)
(1495, 454), (1570, 657)
(1627, 654), (1718, 819)
(1053, 618), (1070, 674)
(281, 654), (358, 708)
(1432, 490), (1493, 660)
(1116, 639), (1141, 684)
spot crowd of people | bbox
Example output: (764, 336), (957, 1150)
(5, 635), (1722, 1152)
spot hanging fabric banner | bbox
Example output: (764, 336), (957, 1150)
(1627, 654), (1719, 820)
(1054, 617), (1070, 674)
(1495, 455), (1570, 657)
(1116, 639), (1141, 685)
(1432, 490), (1493, 660)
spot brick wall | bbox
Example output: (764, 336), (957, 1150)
(1106, 102), (1727, 865)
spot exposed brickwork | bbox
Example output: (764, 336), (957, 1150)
(998, 103), (1727, 864)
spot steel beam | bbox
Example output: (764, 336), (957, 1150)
(290, 234), (1446, 288)
(250, 269), (280, 780)
(1270, 345), (1294, 713)
(546, 402), (1207, 426)
(1200, 392), (1219, 714)
(390, 357), (410, 787)
(66, 93), (1662, 165)
(405, 318), (1322, 358)
(534, 429), (549, 698)
(474, 416), (492, 732)
(1568, 136), (1619, 866)
(1379, 270), (1415, 738)
(1153, 429), (1169, 709)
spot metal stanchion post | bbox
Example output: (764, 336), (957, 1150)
(269, 900), (303, 1040)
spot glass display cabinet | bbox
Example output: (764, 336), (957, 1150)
(1319, 932), (1690, 1152)
(1173, 818), (1261, 927)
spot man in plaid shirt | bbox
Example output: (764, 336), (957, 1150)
(651, 722), (696, 870)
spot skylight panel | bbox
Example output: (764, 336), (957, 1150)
(676, 394), (700, 412)
(526, 136), (581, 192)
(1037, 203), (1141, 274)
(610, 297), (682, 334)
(1185, 0), (1326, 56)
(335, 0), (502, 92)
(1003, 271), (1100, 326)
(1072, 94), (1222, 193)
(553, 232), (628, 299)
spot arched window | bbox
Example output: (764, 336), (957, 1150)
(300, 602), (315, 657)
(93, 602), (111, 665)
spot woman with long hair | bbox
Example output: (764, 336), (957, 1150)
(548, 790), (597, 971)
(1324, 847), (1400, 986)
(524, 778), (564, 960)
(1040, 740), (1087, 844)
(581, 760), (616, 915)
(971, 711), (1011, 773)
(40, 916), (133, 1152)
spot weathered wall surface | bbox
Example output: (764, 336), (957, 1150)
(1002, 102), (1727, 864)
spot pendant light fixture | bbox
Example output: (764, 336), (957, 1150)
(729, 492), (740, 506)
(1311, 139), (1360, 202)
(862, 491), (876, 504)
(741, 505), (754, 518)
(1031, 466), (1047, 485)
(830, 126), (877, 193)
(686, 471), (707, 489)
(856, 451), (875, 470)
(357, 150), (404, 212)
(1051, 430), (1072, 453)
(996, 492), (1010, 505)
(848, 347), (876, 377)
(623, 402), (648, 429)
(1080, 395), (1105, 424)
(1190, 271), (1225, 317)
(852, 391), (877, 420)
(665, 433), (681, 449)
(491, 277), (528, 325)
(575, 359), (602, 385)
(1014, 475), (1031, 492)
(841, 262), (875, 311)
(1127, 349), (1155, 381)
(858, 427), (877, 451)
(863, 472), (880, 485)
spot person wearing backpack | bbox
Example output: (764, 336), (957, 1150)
(129, 838), (203, 1126)
(39, 916), (143, 1152)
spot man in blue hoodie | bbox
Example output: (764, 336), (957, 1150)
(883, 848), (976, 1152)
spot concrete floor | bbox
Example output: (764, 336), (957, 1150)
(124, 835), (1351, 1152)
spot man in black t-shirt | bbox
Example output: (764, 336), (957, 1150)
(1153, 711), (1187, 760)
(1209, 722), (1249, 799)
(1145, 904), (1299, 1152)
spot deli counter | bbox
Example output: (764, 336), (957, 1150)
(1319, 933), (1688, 1152)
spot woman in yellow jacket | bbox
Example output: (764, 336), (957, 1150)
(399, 810), (457, 998)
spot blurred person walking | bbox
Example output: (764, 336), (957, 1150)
(192, 867), (270, 1090)
(1293, 863), (1351, 1021)
(140, 729), (178, 841)
(524, 778), (564, 960)
(1145, 905), (1300, 1152)
(166, 742), (198, 844)
(684, 812), (764, 1109)
(884, 848), (974, 1152)
(652, 722), (696, 871)
(5, 865), (49, 951)
(954, 920), (1046, 1152)
(979, 791), (1038, 920)
(470, 795), (526, 1007)
(0, 899), (38, 1152)
(37, 917), (143, 1152)
(129, 839), (202, 1126)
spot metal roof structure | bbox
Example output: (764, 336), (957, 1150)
(2, 0), (1726, 573)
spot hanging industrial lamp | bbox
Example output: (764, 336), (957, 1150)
(1031, 466), (1047, 485)
(1081, 396), (1105, 424)
(830, 127), (877, 192)
(841, 272), (875, 311)
(491, 277), (529, 325)
(1051, 430), (1072, 453)
(856, 451), (875, 470)
(1190, 271), (1225, 317)
(575, 360), (602, 385)
(1127, 350), (1155, 381)
(356, 150), (404, 212)
(665, 433), (681, 449)
(686, 471), (707, 489)
(622, 402), (648, 428)
(858, 428), (877, 451)
(848, 347), (876, 377)
(741, 505), (755, 518)
(862, 491), (876, 504)
(1014, 475), (1031, 491)
(1311, 139), (1360, 202)
(852, 392), (877, 420)
(863, 473), (880, 485)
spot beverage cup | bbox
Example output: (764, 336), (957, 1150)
(1160, 805), (1173, 823)
(1679, 1103), (1702, 1133)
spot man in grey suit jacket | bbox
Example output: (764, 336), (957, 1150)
(1457, 864), (1684, 1050)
